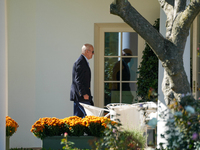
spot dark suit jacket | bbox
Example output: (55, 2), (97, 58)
(112, 59), (131, 91)
(70, 54), (93, 105)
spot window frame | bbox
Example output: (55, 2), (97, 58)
(94, 23), (145, 107)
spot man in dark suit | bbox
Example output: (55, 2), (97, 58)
(70, 44), (94, 117)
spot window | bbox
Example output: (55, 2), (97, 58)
(94, 23), (144, 107)
(104, 32), (138, 105)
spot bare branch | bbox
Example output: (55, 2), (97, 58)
(158, 0), (174, 12)
(158, 0), (174, 38)
(181, 0), (200, 29)
(174, 0), (186, 16)
(110, 0), (128, 16)
(110, 0), (165, 59)
(171, 0), (200, 47)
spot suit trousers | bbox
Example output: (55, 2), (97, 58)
(73, 100), (91, 118)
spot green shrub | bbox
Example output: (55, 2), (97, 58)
(95, 120), (146, 149)
(136, 18), (159, 102)
(149, 95), (200, 149)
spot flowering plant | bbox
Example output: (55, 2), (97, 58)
(6, 116), (19, 137)
(165, 95), (200, 149)
(148, 94), (200, 149)
(31, 116), (113, 140)
(61, 132), (77, 150)
(82, 116), (112, 137)
(63, 116), (85, 136)
(30, 117), (69, 139)
(95, 119), (146, 149)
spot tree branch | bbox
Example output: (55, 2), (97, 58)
(174, 0), (186, 17)
(158, 0), (174, 13)
(110, 0), (165, 59)
(158, 0), (174, 38)
(171, 0), (200, 48)
(180, 0), (200, 29)
(110, 0), (194, 98)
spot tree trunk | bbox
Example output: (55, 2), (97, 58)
(110, 0), (200, 104)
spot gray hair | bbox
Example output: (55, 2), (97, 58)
(82, 44), (93, 54)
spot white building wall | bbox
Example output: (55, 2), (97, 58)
(7, 0), (160, 148)
(0, 0), (7, 149)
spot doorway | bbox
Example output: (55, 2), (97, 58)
(94, 23), (145, 107)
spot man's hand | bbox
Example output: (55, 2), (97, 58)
(83, 94), (89, 100)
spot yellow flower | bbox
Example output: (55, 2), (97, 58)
(6, 116), (19, 136)
(30, 115), (114, 138)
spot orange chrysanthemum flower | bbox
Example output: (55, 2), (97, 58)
(30, 115), (114, 139)
(6, 116), (19, 137)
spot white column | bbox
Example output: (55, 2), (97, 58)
(157, 8), (167, 147)
(122, 32), (131, 49)
(0, 0), (7, 149)
(122, 32), (138, 54)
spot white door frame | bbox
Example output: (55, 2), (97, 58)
(94, 23), (145, 107)
(192, 14), (200, 99)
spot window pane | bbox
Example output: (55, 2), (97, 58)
(103, 31), (139, 106)
(105, 57), (119, 81)
(122, 32), (138, 56)
(105, 32), (119, 56)
(104, 83), (120, 106)
(121, 57), (138, 81)
(122, 83), (137, 104)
